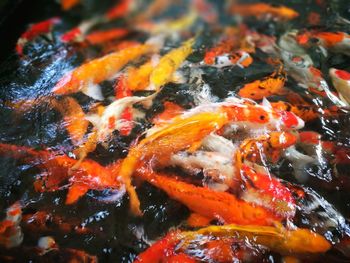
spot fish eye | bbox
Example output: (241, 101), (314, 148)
(259, 115), (265, 120)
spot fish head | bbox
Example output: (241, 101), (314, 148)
(279, 110), (304, 130)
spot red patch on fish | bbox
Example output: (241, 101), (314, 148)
(335, 69), (350, 81)
(60, 27), (82, 43)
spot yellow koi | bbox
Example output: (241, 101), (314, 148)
(150, 37), (195, 90)
(118, 111), (228, 215)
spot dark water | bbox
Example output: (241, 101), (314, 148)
(0, 0), (350, 262)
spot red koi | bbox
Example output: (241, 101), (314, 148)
(105, 0), (133, 20)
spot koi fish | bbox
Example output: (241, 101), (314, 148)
(149, 37), (195, 90)
(22, 211), (90, 235)
(230, 3), (299, 21)
(52, 43), (155, 99)
(52, 97), (89, 145)
(135, 11), (198, 35)
(170, 150), (236, 190)
(180, 224), (331, 254)
(329, 68), (350, 105)
(203, 27), (239, 64)
(270, 101), (335, 122)
(0, 143), (122, 204)
(136, 168), (280, 225)
(105, 0), (134, 20)
(151, 101), (184, 125)
(119, 111), (229, 215)
(16, 17), (61, 55)
(205, 51), (253, 68)
(238, 67), (286, 100)
(133, 0), (172, 22)
(0, 202), (23, 248)
(125, 58), (158, 91)
(133, 231), (193, 263)
(296, 31), (350, 56)
(85, 28), (129, 45)
(61, 0), (80, 10)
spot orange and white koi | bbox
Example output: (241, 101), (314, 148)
(119, 111), (229, 215)
(230, 3), (299, 21)
(85, 28), (129, 45)
(136, 168), (280, 225)
(0, 143), (123, 204)
(52, 42), (156, 99)
(149, 37), (195, 90)
(179, 224), (331, 255)
(52, 97), (89, 145)
(296, 31), (350, 56)
(329, 68), (350, 105)
(238, 67), (286, 100)
(0, 202), (23, 248)
(16, 17), (61, 55)
(205, 50), (253, 68)
(61, 0), (80, 10)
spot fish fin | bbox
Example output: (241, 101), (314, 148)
(187, 140), (203, 153)
(65, 183), (89, 204)
(262, 97), (272, 108)
(83, 84), (104, 101)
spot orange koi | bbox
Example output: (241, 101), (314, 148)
(237, 131), (298, 165)
(16, 17), (61, 55)
(296, 31), (350, 55)
(22, 211), (89, 235)
(230, 3), (299, 21)
(270, 101), (332, 122)
(52, 43), (154, 98)
(119, 111), (229, 215)
(85, 28), (129, 45)
(136, 168), (280, 225)
(52, 97), (89, 145)
(0, 143), (122, 204)
(133, 231), (181, 263)
(0, 202), (23, 248)
(238, 67), (286, 100)
(125, 60), (154, 91)
(204, 28), (239, 64)
(61, 0), (80, 10)
(180, 224), (331, 254)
